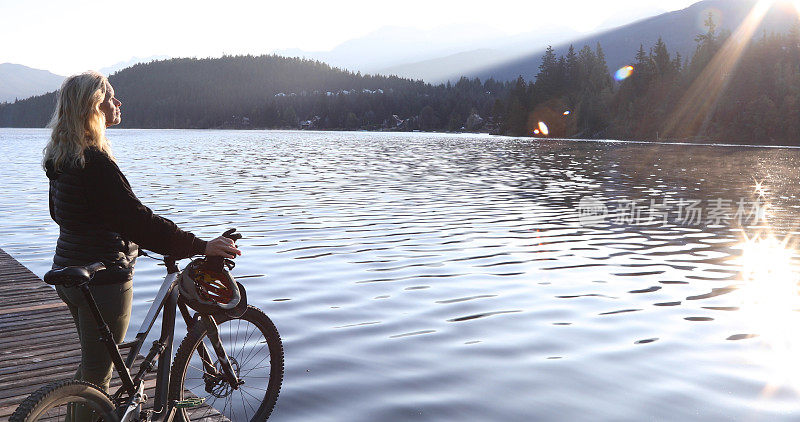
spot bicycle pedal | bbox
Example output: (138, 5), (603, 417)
(173, 397), (205, 408)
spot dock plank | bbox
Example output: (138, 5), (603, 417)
(0, 248), (228, 421)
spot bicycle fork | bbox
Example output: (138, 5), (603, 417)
(199, 314), (243, 390)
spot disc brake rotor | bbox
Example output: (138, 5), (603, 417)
(203, 356), (241, 398)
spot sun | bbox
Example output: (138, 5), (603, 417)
(766, 0), (800, 17)
(753, 180), (768, 197)
(735, 232), (800, 395)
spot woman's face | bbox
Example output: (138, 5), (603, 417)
(99, 85), (122, 127)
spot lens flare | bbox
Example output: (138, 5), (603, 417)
(614, 65), (634, 81)
(537, 121), (549, 136)
(533, 129), (540, 135)
(563, 110), (571, 115)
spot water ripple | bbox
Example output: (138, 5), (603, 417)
(4, 129), (800, 420)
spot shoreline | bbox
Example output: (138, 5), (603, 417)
(2, 127), (798, 149)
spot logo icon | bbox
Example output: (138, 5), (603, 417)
(577, 196), (608, 227)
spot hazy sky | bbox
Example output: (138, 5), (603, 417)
(1, 0), (696, 75)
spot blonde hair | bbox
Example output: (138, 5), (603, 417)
(43, 70), (114, 172)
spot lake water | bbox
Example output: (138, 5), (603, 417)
(3, 128), (800, 421)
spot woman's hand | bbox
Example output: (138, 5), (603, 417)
(205, 236), (242, 259)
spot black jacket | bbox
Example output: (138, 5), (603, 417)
(46, 147), (207, 284)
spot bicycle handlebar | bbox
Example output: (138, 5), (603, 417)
(222, 228), (242, 241)
(206, 229), (241, 271)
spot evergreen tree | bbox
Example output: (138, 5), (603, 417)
(565, 45), (579, 94)
(594, 43), (611, 89)
(536, 46), (560, 99)
(689, 12), (720, 78)
(651, 37), (674, 76)
(504, 76), (530, 136)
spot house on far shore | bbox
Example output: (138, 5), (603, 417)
(301, 115), (322, 129)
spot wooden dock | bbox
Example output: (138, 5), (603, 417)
(0, 248), (227, 421)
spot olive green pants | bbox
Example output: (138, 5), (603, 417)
(56, 281), (132, 421)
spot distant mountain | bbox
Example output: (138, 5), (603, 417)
(593, 3), (671, 32)
(0, 63), (64, 103)
(276, 23), (580, 78)
(311, 4), (672, 83)
(472, 0), (797, 82)
(0, 57), (168, 105)
(376, 25), (585, 83)
(99, 55), (171, 76)
(378, 49), (511, 83)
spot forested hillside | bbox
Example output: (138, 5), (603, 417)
(473, 0), (796, 83)
(3, 16), (798, 145)
(501, 16), (800, 144)
(0, 55), (509, 132)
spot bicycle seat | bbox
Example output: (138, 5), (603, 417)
(43, 262), (106, 285)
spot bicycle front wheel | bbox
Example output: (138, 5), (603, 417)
(10, 380), (118, 422)
(169, 306), (284, 421)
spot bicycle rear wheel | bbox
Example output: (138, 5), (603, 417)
(169, 306), (284, 421)
(10, 380), (118, 422)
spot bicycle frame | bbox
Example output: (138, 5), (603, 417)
(77, 257), (192, 421)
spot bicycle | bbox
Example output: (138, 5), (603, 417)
(10, 229), (284, 422)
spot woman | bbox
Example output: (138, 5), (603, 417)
(43, 71), (239, 420)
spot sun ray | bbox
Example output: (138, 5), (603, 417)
(662, 0), (774, 139)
